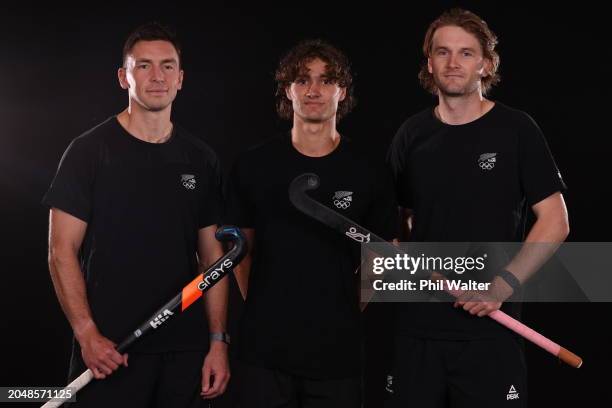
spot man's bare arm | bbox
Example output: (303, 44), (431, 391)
(48, 208), (126, 379)
(505, 192), (570, 282)
(198, 225), (229, 334)
(457, 192), (570, 315)
(198, 225), (230, 399)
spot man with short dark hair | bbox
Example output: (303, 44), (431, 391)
(44, 22), (230, 407)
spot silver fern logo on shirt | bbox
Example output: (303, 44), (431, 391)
(478, 153), (497, 170)
(181, 174), (196, 190)
(333, 191), (353, 209)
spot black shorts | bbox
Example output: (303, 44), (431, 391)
(235, 359), (361, 408)
(384, 335), (527, 408)
(67, 347), (211, 408)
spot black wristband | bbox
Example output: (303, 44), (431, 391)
(495, 269), (521, 295)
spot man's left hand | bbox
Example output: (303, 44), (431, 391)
(201, 341), (230, 399)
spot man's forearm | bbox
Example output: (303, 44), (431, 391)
(504, 213), (570, 285)
(198, 238), (229, 333)
(203, 277), (228, 333)
(48, 250), (97, 339)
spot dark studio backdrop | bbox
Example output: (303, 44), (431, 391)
(1, 2), (610, 406)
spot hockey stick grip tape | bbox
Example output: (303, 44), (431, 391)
(489, 310), (582, 368)
(444, 281), (582, 368)
(40, 369), (94, 408)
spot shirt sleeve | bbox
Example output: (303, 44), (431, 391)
(517, 113), (567, 206)
(223, 157), (255, 228)
(387, 121), (414, 209)
(42, 137), (96, 222)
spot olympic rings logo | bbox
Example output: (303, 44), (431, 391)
(479, 161), (495, 170)
(334, 199), (351, 209)
(182, 180), (196, 189)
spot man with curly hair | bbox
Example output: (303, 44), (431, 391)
(224, 39), (397, 407)
(386, 8), (569, 408)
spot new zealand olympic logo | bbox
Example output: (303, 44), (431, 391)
(181, 174), (196, 190)
(333, 191), (353, 209)
(478, 153), (497, 170)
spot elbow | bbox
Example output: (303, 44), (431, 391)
(48, 243), (61, 265)
(48, 244), (76, 273)
(559, 197), (570, 241)
(554, 213), (570, 242)
(48, 246), (57, 270)
(540, 205), (570, 242)
(48, 248), (61, 276)
(560, 218), (570, 241)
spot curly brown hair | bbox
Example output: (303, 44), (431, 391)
(419, 8), (500, 95)
(275, 39), (355, 121)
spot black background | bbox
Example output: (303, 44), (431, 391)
(1, 2), (610, 406)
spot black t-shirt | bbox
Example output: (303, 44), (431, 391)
(43, 117), (223, 352)
(388, 102), (566, 339)
(224, 134), (397, 379)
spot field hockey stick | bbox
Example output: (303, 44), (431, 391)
(289, 173), (582, 368)
(41, 225), (247, 407)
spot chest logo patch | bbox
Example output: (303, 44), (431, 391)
(478, 153), (497, 170)
(333, 191), (353, 209)
(181, 174), (196, 190)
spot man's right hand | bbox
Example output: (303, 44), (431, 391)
(76, 325), (128, 379)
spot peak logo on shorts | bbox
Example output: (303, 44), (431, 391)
(181, 174), (196, 190)
(506, 385), (519, 400)
(478, 153), (497, 170)
(333, 191), (353, 209)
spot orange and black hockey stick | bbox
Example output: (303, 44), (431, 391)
(41, 225), (247, 407)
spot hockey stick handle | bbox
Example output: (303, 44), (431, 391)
(442, 282), (583, 368)
(432, 275), (583, 368)
(41, 225), (247, 407)
(489, 310), (582, 368)
(40, 370), (94, 408)
(289, 173), (582, 368)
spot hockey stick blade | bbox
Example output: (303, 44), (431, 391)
(289, 173), (379, 244)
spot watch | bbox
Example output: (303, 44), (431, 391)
(209, 332), (231, 345)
